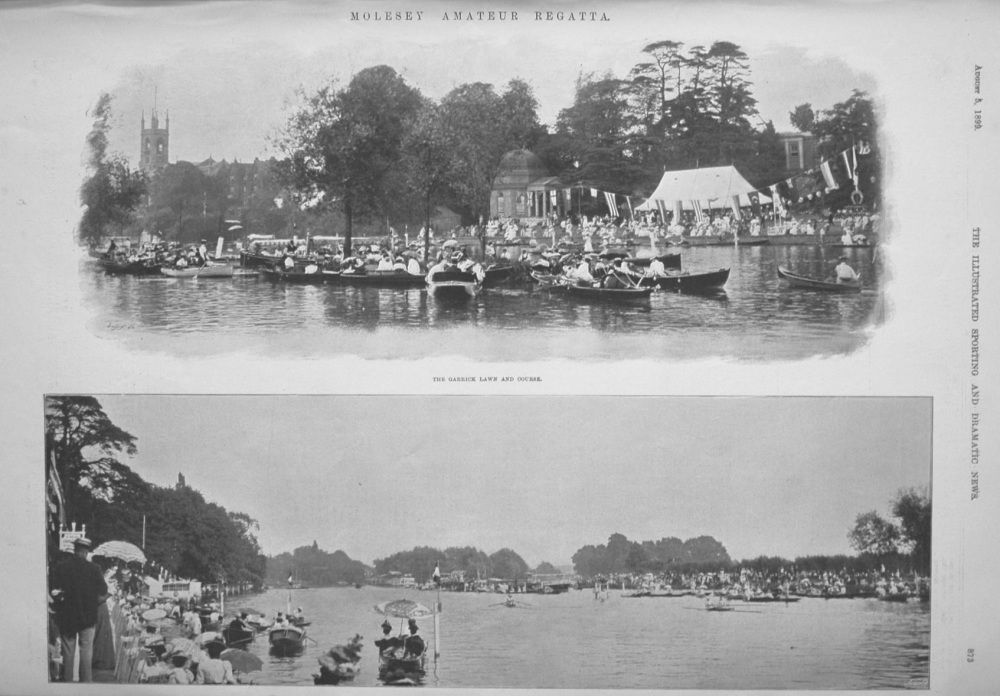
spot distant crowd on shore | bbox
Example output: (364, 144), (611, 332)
(590, 565), (928, 599)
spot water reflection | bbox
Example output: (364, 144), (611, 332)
(235, 586), (927, 689)
(82, 245), (882, 360)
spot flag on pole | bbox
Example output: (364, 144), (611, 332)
(841, 149), (854, 180)
(730, 195), (742, 220)
(625, 196), (634, 218)
(769, 184), (784, 216)
(433, 564), (441, 585)
(748, 191), (761, 217)
(590, 188), (598, 198)
(604, 192), (619, 217)
(852, 146), (860, 186)
(820, 160), (839, 189)
(287, 573), (293, 585)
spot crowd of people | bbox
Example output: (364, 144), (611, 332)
(590, 565), (929, 600)
(47, 535), (265, 684)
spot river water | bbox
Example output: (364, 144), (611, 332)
(239, 585), (928, 689)
(82, 245), (883, 361)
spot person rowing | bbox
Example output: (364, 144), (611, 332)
(833, 256), (860, 284)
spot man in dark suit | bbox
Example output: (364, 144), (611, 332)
(50, 537), (108, 682)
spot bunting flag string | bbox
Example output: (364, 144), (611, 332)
(655, 199), (668, 221)
(730, 195), (742, 221)
(563, 143), (868, 224)
(820, 161), (839, 190)
(691, 200), (705, 223)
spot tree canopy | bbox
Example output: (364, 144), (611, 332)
(78, 93), (147, 246)
(847, 486), (929, 572)
(276, 65), (424, 254)
(45, 396), (267, 588)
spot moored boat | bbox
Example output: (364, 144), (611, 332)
(340, 269), (426, 288)
(221, 623), (256, 648)
(637, 267), (729, 292)
(161, 264), (234, 279)
(427, 269), (478, 300)
(99, 258), (163, 276)
(624, 253), (682, 270)
(260, 266), (341, 285)
(777, 265), (861, 293)
(565, 283), (653, 302)
(481, 264), (514, 288)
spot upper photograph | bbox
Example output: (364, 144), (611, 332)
(72, 3), (884, 361)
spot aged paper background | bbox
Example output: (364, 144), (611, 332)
(0, 0), (996, 693)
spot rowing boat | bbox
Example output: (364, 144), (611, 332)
(777, 266), (861, 292)
(340, 269), (426, 288)
(481, 264), (514, 288)
(426, 269), (478, 300)
(624, 253), (682, 270)
(260, 266), (342, 285)
(269, 625), (307, 655)
(637, 268), (729, 292)
(565, 283), (653, 302)
(161, 265), (234, 279)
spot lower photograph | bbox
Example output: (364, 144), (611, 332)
(45, 395), (930, 689)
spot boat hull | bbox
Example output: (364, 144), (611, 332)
(637, 268), (729, 292)
(340, 270), (426, 288)
(427, 270), (478, 300)
(565, 284), (653, 302)
(260, 267), (341, 285)
(99, 259), (163, 276)
(777, 266), (861, 292)
(269, 627), (306, 655)
(161, 265), (234, 279)
(623, 253), (682, 270)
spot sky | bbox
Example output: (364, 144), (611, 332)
(95, 395), (930, 568)
(25, 1), (882, 166)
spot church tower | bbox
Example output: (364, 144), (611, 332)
(140, 98), (169, 172)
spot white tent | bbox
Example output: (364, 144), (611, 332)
(637, 165), (771, 211)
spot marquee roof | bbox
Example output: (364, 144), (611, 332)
(637, 165), (770, 210)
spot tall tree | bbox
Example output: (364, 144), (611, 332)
(45, 396), (141, 526)
(401, 101), (455, 259)
(78, 93), (148, 246)
(891, 487), (931, 573)
(500, 78), (544, 150)
(438, 82), (508, 222)
(276, 66), (423, 255)
(848, 510), (900, 557)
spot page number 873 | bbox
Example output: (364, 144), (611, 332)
(967, 648), (975, 663)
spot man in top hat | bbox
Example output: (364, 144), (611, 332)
(50, 537), (108, 682)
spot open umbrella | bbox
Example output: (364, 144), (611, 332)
(142, 608), (167, 622)
(194, 631), (224, 646)
(164, 637), (201, 661)
(373, 600), (434, 620)
(220, 648), (263, 673)
(92, 540), (146, 564)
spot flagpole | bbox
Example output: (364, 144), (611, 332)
(433, 562), (442, 663)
